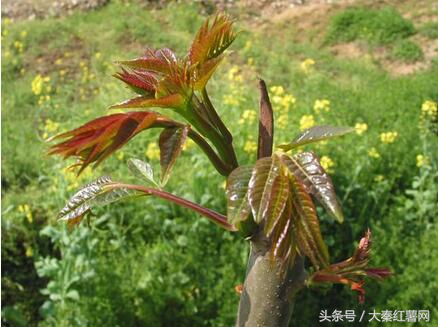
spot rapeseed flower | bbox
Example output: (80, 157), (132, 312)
(320, 156), (334, 173)
(301, 58), (315, 73)
(314, 99), (330, 114)
(380, 132), (398, 144)
(421, 100), (437, 117)
(239, 110), (257, 125)
(146, 142), (160, 160)
(299, 114), (315, 131)
(416, 154), (429, 167)
(355, 123), (368, 135)
(367, 147), (380, 158)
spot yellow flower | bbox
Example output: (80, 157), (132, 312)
(320, 156), (334, 173)
(277, 114), (289, 130)
(18, 204), (33, 223)
(421, 100), (437, 117)
(14, 41), (24, 51)
(95, 52), (102, 59)
(239, 110), (257, 125)
(314, 99), (330, 114)
(367, 147), (380, 158)
(416, 154), (429, 167)
(300, 58), (315, 73)
(25, 245), (33, 257)
(354, 123), (368, 135)
(146, 143), (160, 160)
(270, 86), (285, 96)
(116, 152), (125, 161)
(3, 18), (11, 26)
(227, 65), (239, 81)
(44, 119), (59, 133)
(243, 40), (252, 52)
(244, 139), (257, 153)
(374, 175), (384, 182)
(31, 75), (43, 95)
(380, 132), (398, 144)
(299, 114), (315, 131)
(223, 94), (240, 106)
(20, 30), (28, 38)
(183, 138), (195, 151)
(247, 57), (254, 65)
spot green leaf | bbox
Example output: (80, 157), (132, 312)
(281, 152), (344, 223)
(248, 155), (289, 227)
(289, 173), (330, 269)
(278, 125), (354, 151)
(127, 158), (159, 188)
(159, 126), (189, 186)
(226, 165), (253, 226)
(58, 176), (137, 229)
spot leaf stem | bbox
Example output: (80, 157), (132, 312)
(152, 118), (232, 176)
(108, 183), (236, 231)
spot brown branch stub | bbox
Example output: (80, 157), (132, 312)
(257, 79), (274, 159)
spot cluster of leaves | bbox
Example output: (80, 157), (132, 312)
(226, 126), (390, 302)
(50, 13), (238, 178)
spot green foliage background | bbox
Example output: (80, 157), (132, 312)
(2, 1), (438, 326)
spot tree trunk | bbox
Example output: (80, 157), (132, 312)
(235, 79), (307, 326)
(235, 233), (307, 327)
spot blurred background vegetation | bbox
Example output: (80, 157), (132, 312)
(2, 0), (438, 326)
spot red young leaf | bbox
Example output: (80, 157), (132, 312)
(270, 196), (297, 269)
(248, 155), (289, 226)
(281, 152), (344, 223)
(289, 173), (330, 269)
(114, 68), (158, 96)
(159, 126), (189, 185)
(189, 13), (235, 65)
(49, 112), (169, 173)
(117, 48), (176, 74)
(109, 94), (185, 110)
(309, 229), (392, 303)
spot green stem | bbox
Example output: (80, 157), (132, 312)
(201, 88), (233, 143)
(201, 88), (238, 168)
(184, 103), (237, 169)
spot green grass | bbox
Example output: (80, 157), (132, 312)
(326, 7), (415, 45)
(419, 21), (438, 39)
(391, 40), (424, 62)
(2, 2), (438, 326)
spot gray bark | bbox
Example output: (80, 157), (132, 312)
(236, 233), (307, 326)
